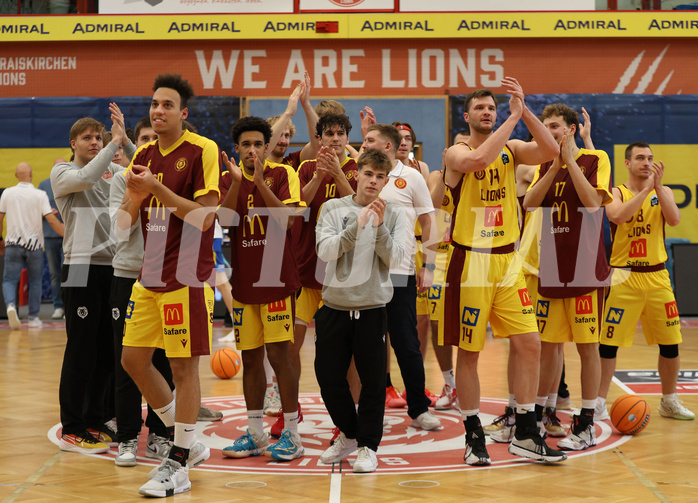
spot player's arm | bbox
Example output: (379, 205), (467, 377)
(560, 129), (606, 211)
(652, 161), (681, 226)
(300, 160), (325, 203)
(0, 213), (5, 256)
(445, 115), (519, 175)
(604, 186), (648, 224)
(217, 152), (243, 227)
(373, 200), (406, 269)
(44, 213), (65, 237)
(298, 72), (321, 163)
(355, 106), (377, 157)
(416, 211), (435, 292)
(268, 83), (303, 153)
(427, 165), (446, 210)
(251, 153), (298, 230)
(523, 164), (557, 210)
(579, 107), (595, 150)
(321, 148), (354, 197)
(509, 108), (560, 167)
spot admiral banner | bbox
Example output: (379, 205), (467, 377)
(614, 144), (698, 242)
(3, 12), (698, 41)
(2, 38), (697, 97)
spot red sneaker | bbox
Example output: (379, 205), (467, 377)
(386, 386), (407, 408)
(270, 404), (304, 438)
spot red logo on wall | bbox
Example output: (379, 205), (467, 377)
(328, 0), (366, 6)
(484, 206), (503, 227)
(518, 288), (532, 306)
(164, 303), (184, 325)
(575, 295), (593, 315)
(629, 239), (647, 257)
(665, 301), (679, 319)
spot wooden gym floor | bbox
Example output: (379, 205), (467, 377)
(1, 318), (696, 503)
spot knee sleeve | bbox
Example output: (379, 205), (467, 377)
(659, 344), (679, 359)
(599, 344), (618, 359)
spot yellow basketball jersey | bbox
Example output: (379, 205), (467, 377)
(435, 186), (455, 270)
(451, 145), (519, 249)
(610, 185), (668, 267)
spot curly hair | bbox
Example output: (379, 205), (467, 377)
(231, 116), (273, 145)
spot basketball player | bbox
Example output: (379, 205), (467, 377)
(442, 80), (567, 464)
(523, 103), (612, 451)
(219, 116), (304, 461)
(597, 142), (694, 421)
(118, 74), (220, 497)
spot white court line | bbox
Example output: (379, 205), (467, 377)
(612, 376), (636, 395)
(328, 469), (342, 503)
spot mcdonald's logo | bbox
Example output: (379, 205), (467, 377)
(428, 286), (442, 300)
(518, 288), (532, 307)
(536, 300), (549, 318)
(484, 205), (503, 227)
(164, 303), (184, 326)
(605, 307), (624, 325)
(147, 194), (167, 221)
(233, 308), (244, 326)
(242, 213), (265, 237)
(461, 306), (480, 327)
(575, 295), (593, 315)
(552, 201), (568, 223)
(665, 301), (679, 319)
(629, 239), (647, 258)
(268, 299), (287, 313)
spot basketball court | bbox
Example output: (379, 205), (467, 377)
(1, 319), (696, 502)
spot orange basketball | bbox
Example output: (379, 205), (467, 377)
(610, 394), (650, 435)
(210, 348), (242, 379)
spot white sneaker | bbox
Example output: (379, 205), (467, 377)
(320, 432), (358, 464)
(264, 385), (282, 416)
(52, 307), (65, 319)
(595, 399), (610, 421)
(6, 304), (20, 330)
(219, 330), (236, 343)
(557, 417), (597, 451)
(412, 411), (441, 431)
(116, 438), (139, 467)
(145, 433), (171, 460)
(352, 446), (378, 473)
(490, 424), (516, 443)
(28, 317), (42, 329)
(659, 397), (696, 420)
(139, 458), (191, 497)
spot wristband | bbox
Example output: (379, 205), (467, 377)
(423, 263), (436, 272)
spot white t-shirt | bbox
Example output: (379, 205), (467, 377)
(379, 160), (434, 275)
(0, 182), (52, 251)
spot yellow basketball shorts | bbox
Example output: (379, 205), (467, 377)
(295, 287), (323, 326)
(601, 268), (682, 347)
(123, 281), (214, 358)
(441, 248), (537, 352)
(232, 295), (295, 350)
(536, 289), (603, 344)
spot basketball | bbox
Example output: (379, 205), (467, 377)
(610, 394), (650, 435)
(210, 348), (242, 379)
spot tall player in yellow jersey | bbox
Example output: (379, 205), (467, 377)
(442, 79), (567, 464)
(597, 142), (694, 421)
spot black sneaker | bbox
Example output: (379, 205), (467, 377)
(464, 428), (491, 466)
(509, 428), (567, 462)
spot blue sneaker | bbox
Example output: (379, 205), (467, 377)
(264, 430), (304, 461)
(223, 430), (270, 458)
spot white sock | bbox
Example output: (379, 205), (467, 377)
(546, 393), (558, 409)
(662, 393), (677, 402)
(535, 396), (548, 408)
(597, 396), (606, 407)
(284, 411), (299, 436)
(508, 394), (516, 408)
(248, 409), (264, 439)
(174, 422), (196, 450)
(581, 398), (597, 410)
(442, 369), (456, 389)
(153, 399), (176, 428)
(516, 403), (535, 414)
(460, 408), (479, 419)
